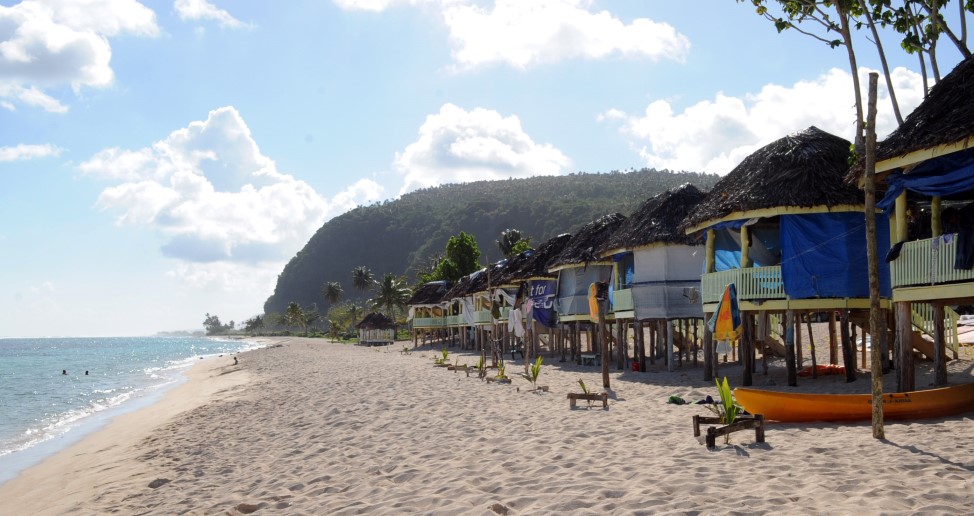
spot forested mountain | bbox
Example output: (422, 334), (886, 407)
(263, 169), (718, 315)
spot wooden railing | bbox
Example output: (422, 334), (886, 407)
(892, 235), (974, 288)
(911, 303), (960, 355)
(702, 266), (785, 304)
(446, 315), (462, 326)
(612, 288), (633, 313)
(412, 317), (446, 329)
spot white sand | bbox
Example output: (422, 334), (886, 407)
(3, 336), (974, 515)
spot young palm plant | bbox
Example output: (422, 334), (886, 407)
(521, 356), (543, 390)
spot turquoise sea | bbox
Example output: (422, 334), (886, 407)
(0, 336), (261, 485)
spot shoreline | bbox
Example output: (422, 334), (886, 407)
(2, 336), (973, 514)
(0, 347), (254, 515)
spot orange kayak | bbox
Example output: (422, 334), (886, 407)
(734, 383), (974, 423)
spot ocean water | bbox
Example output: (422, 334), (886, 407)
(0, 336), (261, 485)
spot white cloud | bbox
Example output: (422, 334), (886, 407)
(0, 143), (62, 161)
(0, 0), (159, 111)
(81, 106), (385, 291)
(29, 280), (55, 293)
(604, 66), (926, 174)
(174, 0), (252, 29)
(333, 0), (689, 69)
(443, 0), (690, 69)
(395, 103), (571, 194)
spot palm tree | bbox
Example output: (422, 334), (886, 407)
(344, 302), (364, 332)
(369, 273), (411, 324)
(497, 228), (530, 259)
(322, 281), (343, 304)
(352, 266), (374, 292)
(285, 302), (304, 335)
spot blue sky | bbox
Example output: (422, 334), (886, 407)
(0, 0), (969, 337)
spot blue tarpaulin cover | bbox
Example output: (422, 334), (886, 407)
(780, 212), (891, 298)
(878, 146), (974, 216)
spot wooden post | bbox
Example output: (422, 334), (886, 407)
(895, 191), (908, 243)
(649, 322), (656, 365)
(703, 314), (714, 381)
(806, 312), (817, 379)
(616, 319), (625, 370)
(931, 196), (942, 238)
(693, 318), (699, 368)
(740, 225), (752, 268)
(840, 310), (856, 383)
(795, 313), (803, 370)
(785, 310), (797, 386)
(665, 320), (674, 372)
(896, 301), (914, 392)
(828, 310), (838, 365)
(742, 313), (753, 387)
(706, 229), (716, 273)
(599, 294), (610, 389)
(933, 303), (948, 387)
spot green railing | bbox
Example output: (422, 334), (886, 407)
(911, 303), (960, 355)
(892, 235), (974, 288)
(447, 315), (461, 326)
(413, 316), (446, 329)
(702, 266), (785, 304)
(611, 288), (633, 313)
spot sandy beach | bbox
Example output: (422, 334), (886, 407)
(3, 335), (974, 515)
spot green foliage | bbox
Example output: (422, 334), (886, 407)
(441, 347), (449, 361)
(263, 169), (719, 314)
(243, 314), (264, 335)
(497, 228), (531, 259)
(352, 266), (375, 292)
(322, 281), (343, 304)
(202, 313), (232, 335)
(706, 377), (743, 444)
(369, 273), (411, 322)
(496, 358), (507, 380)
(577, 378), (594, 407)
(521, 356), (543, 389)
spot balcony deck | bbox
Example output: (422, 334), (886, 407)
(891, 235), (974, 301)
(701, 266), (785, 305)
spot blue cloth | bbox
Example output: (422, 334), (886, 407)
(780, 212), (891, 298)
(878, 147), (974, 216)
(528, 279), (558, 328)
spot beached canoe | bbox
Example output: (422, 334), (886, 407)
(734, 383), (974, 423)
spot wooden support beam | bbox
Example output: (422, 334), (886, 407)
(785, 310), (797, 387)
(933, 303), (948, 387)
(896, 301), (914, 392)
(703, 315), (713, 381)
(666, 320), (675, 373)
(841, 310), (856, 383)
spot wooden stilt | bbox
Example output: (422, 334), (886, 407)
(806, 311), (818, 379)
(742, 313), (753, 387)
(828, 310), (838, 365)
(795, 313), (803, 370)
(666, 320), (675, 373)
(703, 314), (713, 381)
(785, 310), (797, 387)
(933, 303), (948, 387)
(840, 310), (856, 383)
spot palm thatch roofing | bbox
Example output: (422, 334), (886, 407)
(683, 126), (862, 230)
(406, 280), (451, 306)
(463, 260), (508, 295)
(497, 233), (573, 285)
(876, 54), (974, 162)
(599, 183), (707, 255)
(442, 270), (480, 300)
(356, 312), (396, 329)
(548, 213), (627, 269)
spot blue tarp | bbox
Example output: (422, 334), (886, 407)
(780, 212), (891, 298)
(711, 226), (782, 271)
(878, 146), (974, 216)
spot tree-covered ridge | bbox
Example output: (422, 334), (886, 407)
(263, 169), (718, 315)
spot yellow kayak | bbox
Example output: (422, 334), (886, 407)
(734, 383), (974, 423)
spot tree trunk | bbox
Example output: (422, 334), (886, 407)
(864, 72), (885, 438)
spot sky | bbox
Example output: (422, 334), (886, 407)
(0, 0), (970, 337)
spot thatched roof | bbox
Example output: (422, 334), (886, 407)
(684, 126), (862, 230)
(877, 54), (974, 162)
(442, 270), (479, 300)
(497, 233), (573, 284)
(599, 183), (706, 254)
(464, 260), (507, 295)
(548, 213), (626, 269)
(406, 280), (450, 306)
(356, 312), (395, 329)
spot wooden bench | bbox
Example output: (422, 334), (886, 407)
(692, 414), (765, 448)
(568, 392), (608, 409)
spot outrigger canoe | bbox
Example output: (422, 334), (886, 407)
(734, 383), (974, 423)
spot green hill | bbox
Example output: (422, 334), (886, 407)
(263, 169), (718, 315)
